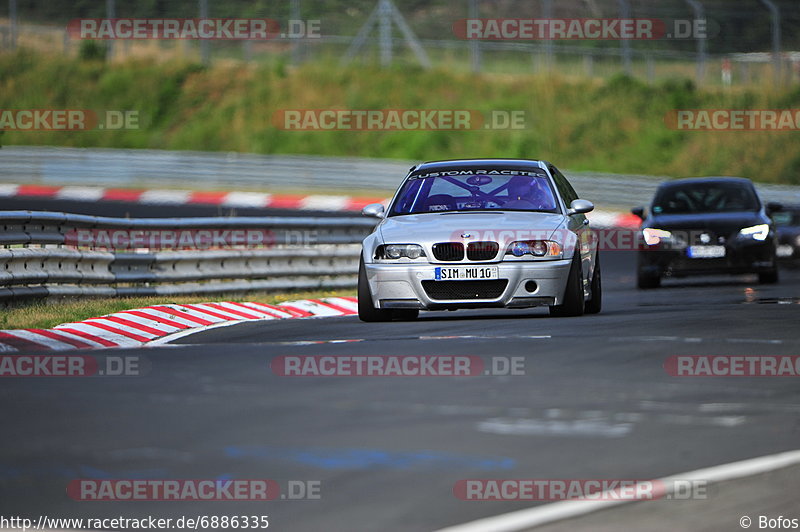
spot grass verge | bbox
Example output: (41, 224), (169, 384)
(1, 51), (800, 184)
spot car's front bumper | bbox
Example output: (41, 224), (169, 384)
(363, 259), (572, 310)
(638, 239), (776, 277)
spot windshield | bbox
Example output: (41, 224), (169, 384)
(389, 172), (559, 216)
(652, 182), (759, 215)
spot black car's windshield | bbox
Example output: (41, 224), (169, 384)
(652, 182), (759, 214)
(389, 172), (559, 216)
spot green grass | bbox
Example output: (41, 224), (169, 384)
(1, 50), (800, 184)
(0, 290), (355, 330)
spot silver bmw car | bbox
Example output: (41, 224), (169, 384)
(357, 159), (601, 322)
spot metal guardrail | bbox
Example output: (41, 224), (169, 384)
(0, 211), (374, 302)
(3, 147), (800, 208)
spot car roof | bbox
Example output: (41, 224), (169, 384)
(412, 159), (549, 173)
(657, 176), (755, 189)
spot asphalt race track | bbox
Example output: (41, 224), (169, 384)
(1, 251), (799, 531)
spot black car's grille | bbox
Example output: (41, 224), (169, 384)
(688, 231), (723, 246)
(422, 280), (508, 300)
(467, 241), (499, 261)
(432, 242), (465, 261)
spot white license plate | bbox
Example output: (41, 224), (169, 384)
(434, 266), (499, 281)
(687, 245), (726, 259)
(777, 245), (794, 258)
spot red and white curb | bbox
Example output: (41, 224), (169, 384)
(0, 184), (386, 212)
(0, 297), (358, 353)
(0, 183), (641, 226)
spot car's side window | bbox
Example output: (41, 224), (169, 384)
(550, 166), (578, 205)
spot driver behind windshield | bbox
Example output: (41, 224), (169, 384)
(504, 175), (556, 211)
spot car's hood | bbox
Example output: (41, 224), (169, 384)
(646, 211), (766, 236)
(379, 211), (566, 245)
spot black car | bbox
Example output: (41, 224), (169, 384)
(773, 205), (800, 261)
(632, 177), (781, 288)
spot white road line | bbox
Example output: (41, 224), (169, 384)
(435, 448), (800, 532)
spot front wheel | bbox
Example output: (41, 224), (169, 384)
(637, 270), (661, 289)
(550, 251), (585, 317)
(358, 259), (394, 322)
(758, 268), (779, 284)
(584, 251), (602, 314)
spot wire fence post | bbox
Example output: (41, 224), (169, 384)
(469, 0), (480, 73)
(378, 0), (392, 67)
(199, 0), (210, 66)
(618, 0), (632, 75)
(291, 0), (302, 66)
(543, 0), (552, 72)
(685, 0), (706, 84)
(106, 0), (115, 59)
(8, 0), (17, 50)
(759, 0), (781, 84)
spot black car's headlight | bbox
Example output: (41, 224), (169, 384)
(505, 240), (562, 258)
(738, 224), (770, 241)
(642, 228), (672, 246)
(375, 244), (426, 260)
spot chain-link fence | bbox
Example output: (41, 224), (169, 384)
(1, 0), (799, 86)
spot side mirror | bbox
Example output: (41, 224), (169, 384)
(631, 206), (645, 219)
(568, 199), (594, 215)
(766, 202), (783, 216)
(361, 203), (385, 219)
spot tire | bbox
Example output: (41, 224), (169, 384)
(584, 251), (602, 314)
(357, 258), (394, 322)
(758, 268), (779, 284)
(550, 251), (585, 317)
(637, 270), (661, 289)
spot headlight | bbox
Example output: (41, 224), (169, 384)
(739, 224), (770, 241)
(375, 244), (425, 260)
(506, 240), (562, 258)
(642, 228), (672, 246)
